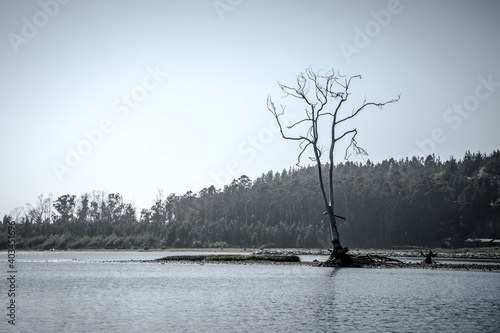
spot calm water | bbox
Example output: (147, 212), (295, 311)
(2, 252), (499, 332)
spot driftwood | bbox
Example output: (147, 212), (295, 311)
(321, 251), (404, 267)
(155, 254), (301, 263)
(419, 250), (437, 264)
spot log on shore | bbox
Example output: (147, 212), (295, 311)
(155, 254), (301, 263)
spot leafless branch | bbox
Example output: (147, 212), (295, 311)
(342, 129), (368, 160)
(267, 96), (308, 142)
(337, 95), (401, 125)
(287, 118), (310, 129)
(297, 141), (313, 166)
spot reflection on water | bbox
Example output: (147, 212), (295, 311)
(5, 252), (500, 332)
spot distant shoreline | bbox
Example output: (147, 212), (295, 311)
(4, 247), (500, 259)
(3, 247), (500, 270)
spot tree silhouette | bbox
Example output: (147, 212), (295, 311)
(267, 68), (399, 257)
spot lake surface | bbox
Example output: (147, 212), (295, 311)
(2, 252), (499, 332)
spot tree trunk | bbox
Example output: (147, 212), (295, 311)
(326, 207), (347, 256)
(267, 68), (399, 262)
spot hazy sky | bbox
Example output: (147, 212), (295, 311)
(1, 0), (500, 215)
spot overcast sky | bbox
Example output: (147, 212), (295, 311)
(1, 0), (499, 215)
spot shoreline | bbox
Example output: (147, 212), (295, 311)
(5, 247), (500, 259)
(4, 247), (500, 272)
(5, 248), (500, 271)
(122, 253), (500, 271)
(255, 248), (500, 260)
(133, 258), (500, 271)
(6, 247), (500, 255)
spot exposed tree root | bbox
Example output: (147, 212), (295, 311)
(419, 250), (437, 264)
(321, 251), (404, 268)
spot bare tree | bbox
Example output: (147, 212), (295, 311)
(267, 68), (399, 258)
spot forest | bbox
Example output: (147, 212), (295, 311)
(1, 150), (499, 251)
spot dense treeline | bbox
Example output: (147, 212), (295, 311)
(2, 150), (499, 250)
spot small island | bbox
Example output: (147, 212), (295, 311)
(124, 248), (500, 271)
